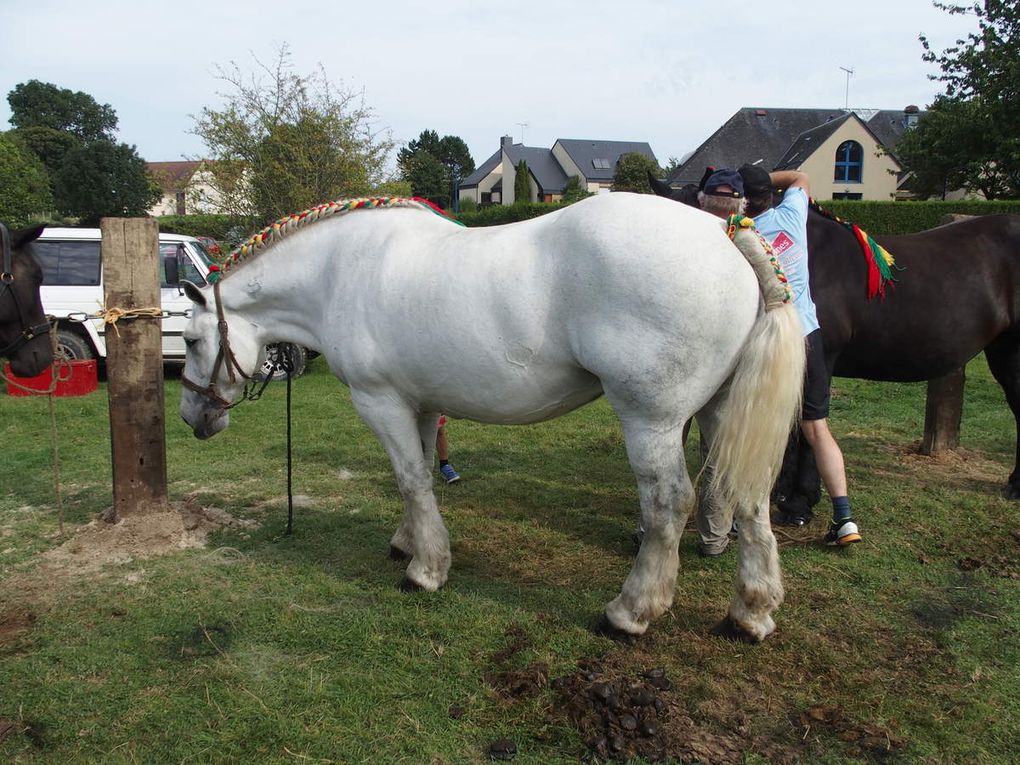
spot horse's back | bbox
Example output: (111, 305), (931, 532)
(326, 194), (760, 423)
(815, 213), (1020, 380)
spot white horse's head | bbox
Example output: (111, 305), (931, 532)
(179, 280), (263, 439)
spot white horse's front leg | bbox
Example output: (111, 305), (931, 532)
(717, 498), (784, 642)
(351, 392), (450, 591)
(389, 413), (442, 561)
(602, 417), (692, 637)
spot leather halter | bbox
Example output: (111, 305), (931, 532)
(0, 222), (52, 358)
(180, 280), (252, 409)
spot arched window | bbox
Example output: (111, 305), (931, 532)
(834, 140), (863, 183)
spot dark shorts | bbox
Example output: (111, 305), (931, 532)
(802, 329), (831, 421)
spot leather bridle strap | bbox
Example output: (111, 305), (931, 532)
(180, 280), (252, 408)
(0, 222), (52, 358)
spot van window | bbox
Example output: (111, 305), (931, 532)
(159, 243), (206, 286)
(34, 241), (102, 286)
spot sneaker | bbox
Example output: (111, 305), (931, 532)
(824, 518), (861, 546)
(439, 464), (460, 484)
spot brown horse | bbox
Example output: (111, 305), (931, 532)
(650, 176), (1020, 509)
(1, 223), (51, 377)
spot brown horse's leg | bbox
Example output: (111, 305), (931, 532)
(985, 336), (1020, 499)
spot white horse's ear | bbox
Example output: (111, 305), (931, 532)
(182, 280), (207, 307)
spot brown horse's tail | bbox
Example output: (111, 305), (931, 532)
(706, 217), (805, 511)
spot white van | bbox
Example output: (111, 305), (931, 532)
(34, 227), (307, 375)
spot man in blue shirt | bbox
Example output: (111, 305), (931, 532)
(740, 165), (861, 546)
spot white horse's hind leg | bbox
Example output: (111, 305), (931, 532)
(698, 405), (784, 642)
(390, 413), (442, 560)
(351, 392), (450, 591)
(722, 499), (784, 642)
(603, 417), (692, 636)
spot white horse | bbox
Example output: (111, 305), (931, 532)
(179, 193), (804, 641)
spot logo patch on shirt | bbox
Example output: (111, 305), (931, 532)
(771, 232), (794, 255)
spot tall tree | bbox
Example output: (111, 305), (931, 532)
(53, 141), (160, 225)
(402, 151), (448, 207)
(900, 1), (1020, 198)
(6, 80), (156, 221)
(514, 160), (531, 204)
(0, 132), (53, 226)
(192, 45), (396, 224)
(7, 80), (117, 142)
(611, 153), (662, 193)
(398, 129), (475, 208)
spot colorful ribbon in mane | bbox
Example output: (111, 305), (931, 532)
(222, 196), (464, 272)
(809, 200), (900, 299)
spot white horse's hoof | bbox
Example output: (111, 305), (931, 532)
(711, 613), (774, 643)
(591, 613), (640, 644)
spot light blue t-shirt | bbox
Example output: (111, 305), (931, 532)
(752, 186), (819, 335)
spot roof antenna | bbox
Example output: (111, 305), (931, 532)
(839, 66), (854, 111)
(516, 122), (529, 144)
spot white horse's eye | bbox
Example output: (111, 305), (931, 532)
(184, 338), (198, 348)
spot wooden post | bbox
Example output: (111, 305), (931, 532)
(920, 367), (965, 455)
(101, 218), (168, 521)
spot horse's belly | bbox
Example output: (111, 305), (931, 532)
(428, 367), (605, 425)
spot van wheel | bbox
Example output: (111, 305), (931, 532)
(55, 328), (95, 361)
(255, 343), (308, 381)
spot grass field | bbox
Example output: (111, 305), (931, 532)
(1, 357), (1018, 763)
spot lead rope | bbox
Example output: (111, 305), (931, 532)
(286, 354), (294, 535)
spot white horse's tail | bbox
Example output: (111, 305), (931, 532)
(706, 217), (806, 511)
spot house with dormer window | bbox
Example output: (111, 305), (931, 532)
(667, 106), (925, 201)
(459, 136), (658, 206)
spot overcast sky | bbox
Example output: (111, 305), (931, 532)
(1, 0), (977, 172)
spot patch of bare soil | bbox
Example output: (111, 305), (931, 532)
(0, 606), (36, 646)
(889, 442), (1006, 485)
(0, 498), (258, 638)
(38, 498), (258, 576)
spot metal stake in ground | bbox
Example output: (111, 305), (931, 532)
(101, 218), (168, 521)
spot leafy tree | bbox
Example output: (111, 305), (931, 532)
(0, 132), (53, 226)
(896, 96), (1006, 198)
(561, 175), (593, 204)
(402, 151), (448, 207)
(514, 160), (531, 204)
(902, 1), (1020, 198)
(612, 152), (663, 193)
(7, 80), (117, 142)
(53, 140), (160, 224)
(398, 129), (475, 208)
(6, 80), (156, 220)
(192, 45), (396, 224)
(662, 156), (682, 176)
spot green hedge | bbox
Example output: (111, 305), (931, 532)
(457, 198), (1020, 233)
(454, 202), (570, 227)
(813, 199), (1020, 235)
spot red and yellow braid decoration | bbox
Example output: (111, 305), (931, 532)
(809, 200), (900, 299)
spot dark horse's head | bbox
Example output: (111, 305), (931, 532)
(647, 172), (701, 208)
(1, 223), (51, 377)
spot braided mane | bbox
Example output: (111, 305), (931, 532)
(220, 196), (463, 274)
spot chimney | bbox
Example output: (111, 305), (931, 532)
(501, 135), (514, 148)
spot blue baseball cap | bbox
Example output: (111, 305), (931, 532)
(703, 168), (744, 198)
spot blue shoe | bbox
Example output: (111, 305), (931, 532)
(439, 464), (460, 484)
